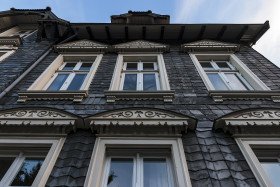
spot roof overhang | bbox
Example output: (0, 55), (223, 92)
(71, 21), (269, 46)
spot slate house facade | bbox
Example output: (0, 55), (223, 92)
(0, 7), (279, 187)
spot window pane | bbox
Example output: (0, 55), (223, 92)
(144, 158), (171, 187)
(123, 74), (137, 90)
(67, 74), (87, 90)
(126, 63), (138, 70)
(207, 73), (229, 90)
(216, 61), (231, 70)
(200, 61), (214, 70)
(0, 157), (15, 180)
(11, 157), (44, 186)
(79, 63), (92, 70)
(107, 158), (133, 187)
(143, 74), (157, 90)
(143, 63), (155, 70)
(259, 161), (280, 186)
(47, 74), (69, 91)
(224, 73), (248, 90)
(62, 63), (76, 70)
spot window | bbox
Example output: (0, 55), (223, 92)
(0, 137), (65, 187)
(85, 138), (191, 187)
(29, 54), (102, 91)
(190, 54), (269, 91)
(110, 54), (170, 91)
(121, 61), (160, 91)
(0, 26), (35, 39)
(103, 149), (175, 187)
(236, 138), (280, 187)
(0, 50), (15, 62)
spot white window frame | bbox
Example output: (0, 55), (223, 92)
(190, 53), (270, 91)
(102, 153), (175, 187)
(84, 137), (192, 187)
(0, 50), (15, 62)
(28, 54), (103, 91)
(110, 54), (170, 91)
(0, 137), (65, 187)
(0, 26), (36, 39)
(236, 138), (280, 187)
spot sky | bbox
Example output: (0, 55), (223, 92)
(1, 0), (280, 67)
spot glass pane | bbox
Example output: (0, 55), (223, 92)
(224, 73), (248, 90)
(62, 63), (76, 70)
(67, 74), (87, 90)
(216, 61), (231, 70)
(200, 61), (214, 70)
(123, 74), (137, 90)
(207, 73), (229, 90)
(144, 158), (172, 187)
(143, 63), (155, 70)
(11, 157), (44, 186)
(0, 157), (15, 180)
(143, 74), (157, 90)
(126, 63), (138, 70)
(107, 158), (133, 187)
(79, 63), (92, 70)
(47, 74), (69, 91)
(259, 159), (280, 186)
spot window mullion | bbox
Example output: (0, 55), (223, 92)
(138, 73), (143, 90)
(219, 72), (232, 89)
(60, 73), (75, 90)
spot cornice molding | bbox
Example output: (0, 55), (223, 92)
(209, 90), (280, 103)
(112, 40), (170, 53)
(0, 108), (80, 133)
(181, 39), (240, 52)
(54, 39), (108, 53)
(0, 37), (22, 46)
(17, 90), (88, 102)
(214, 109), (280, 135)
(85, 108), (196, 135)
(104, 90), (175, 103)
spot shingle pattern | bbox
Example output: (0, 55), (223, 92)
(46, 130), (96, 187)
(182, 129), (260, 187)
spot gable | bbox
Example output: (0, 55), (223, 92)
(54, 39), (108, 52)
(112, 40), (169, 52)
(181, 39), (240, 52)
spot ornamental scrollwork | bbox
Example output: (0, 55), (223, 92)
(101, 110), (175, 118)
(0, 110), (67, 118)
(233, 110), (280, 119)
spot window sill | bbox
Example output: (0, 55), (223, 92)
(104, 90), (175, 103)
(209, 90), (280, 102)
(0, 36), (22, 46)
(17, 90), (88, 102)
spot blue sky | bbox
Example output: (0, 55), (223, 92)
(1, 0), (280, 67)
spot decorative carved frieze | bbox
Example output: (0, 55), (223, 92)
(54, 39), (108, 52)
(0, 110), (67, 118)
(112, 40), (169, 52)
(85, 108), (196, 135)
(181, 39), (240, 52)
(214, 109), (280, 135)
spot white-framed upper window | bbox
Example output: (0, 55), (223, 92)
(0, 137), (65, 187)
(190, 53), (270, 91)
(28, 54), (103, 91)
(236, 138), (280, 187)
(84, 137), (191, 187)
(110, 54), (170, 91)
(0, 50), (15, 62)
(0, 26), (36, 39)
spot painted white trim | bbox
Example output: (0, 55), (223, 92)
(29, 54), (102, 91)
(235, 138), (279, 187)
(0, 137), (65, 187)
(84, 137), (191, 187)
(0, 50), (15, 62)
(190, 53), (270, 91)
(109, 54), (170, 91)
